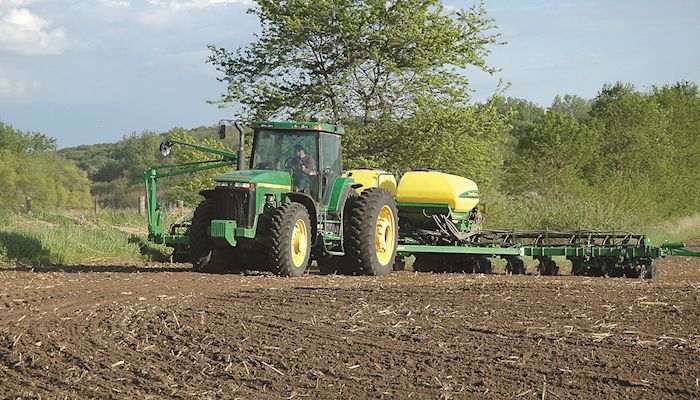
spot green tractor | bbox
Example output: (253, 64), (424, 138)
(145, 121), (700, 279)
(186, 121), (399, 276)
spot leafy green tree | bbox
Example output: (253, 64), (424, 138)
(0, 121), (91, 211)
(207, 0), (506, 183)
(504, 110), (596, 196)
(650, 81), (700, 216)
(550, 94), (592, 122)
(208, 0), (502, 123)
(167, 131), (236, 205)
(343, 97), (506, 184)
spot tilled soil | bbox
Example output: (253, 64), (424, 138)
(1, 256), (699, 399)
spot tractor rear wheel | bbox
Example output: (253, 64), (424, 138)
(269, 203), (312, 277)
(347, 188), (399, 276)
(190, 198), (224, 273)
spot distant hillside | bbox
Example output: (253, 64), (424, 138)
(58, 125), (235, 208)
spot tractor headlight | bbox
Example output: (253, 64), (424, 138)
(217, 181), (255, 189)
(233, 182), (256, 189)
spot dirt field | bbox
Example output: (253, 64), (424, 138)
(1, 255), (699, 399)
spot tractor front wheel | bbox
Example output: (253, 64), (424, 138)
(190, 198), (223, 273)
(269, 203), (312, 277)
(347, 188), (399, 276)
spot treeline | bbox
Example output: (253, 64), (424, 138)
(48, 80), (699, 232)
(486, 81), (700, 230)
(0, 122), (91, 211)
(58, 126), (239, 208)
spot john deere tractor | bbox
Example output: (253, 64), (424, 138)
(183, 121), (399, 276)
(146, 120), (700, 279)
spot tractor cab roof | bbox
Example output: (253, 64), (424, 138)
(251, 121), (345, 135)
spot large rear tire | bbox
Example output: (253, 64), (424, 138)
(269, 203), (312, 277)
(347, 188), (398, 276)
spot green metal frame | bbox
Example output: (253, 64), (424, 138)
(660, 242), (700, 257)
(144, 140), (237, 249)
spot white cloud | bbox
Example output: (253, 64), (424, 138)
(148, 0), (251, 11)
(0, 0), (36, 6)
(0, 7), (68, 55)
(100, 0), (130, 7)
(0, 76), (40, 97)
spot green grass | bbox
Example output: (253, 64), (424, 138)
(644, 213), (700, 244)
(0, 211), (170, 266)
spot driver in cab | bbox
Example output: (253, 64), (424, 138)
(292, 144), (315, 193)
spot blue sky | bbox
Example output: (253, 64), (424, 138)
(0, 0), (698, 147)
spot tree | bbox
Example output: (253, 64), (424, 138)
(207, 0), (502, 123)
(504, 110), (595, 195)
(650, 81), (700, 216)
(550, 94), (591, 122)
(0, 121), (91, 211)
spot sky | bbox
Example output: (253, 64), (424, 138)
(0, 0), (698, 148)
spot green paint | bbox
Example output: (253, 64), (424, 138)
(325, 177), (354, 212)
(210, 220), (237, 246)
(458, 189), (480, 199)
(397, 202), (451, 208)
(397, 244), (523, 256)
(216, 169), (292, 186)
(251, 121), (344, 135)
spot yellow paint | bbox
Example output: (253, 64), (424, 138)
(345, 169), (397, 195)
(258, 183), (292, 190)
(291, 218), (308, 267)
(396, 171), (479, 212)
(375, 205), (396, 266)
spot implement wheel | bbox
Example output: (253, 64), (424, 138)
(347, 188), (399, 276)
(411, 254), (433, 272)
(640, 260), (657, 280)
(393, 255), (407, 271)
(475, 256), (492, 274)
(506, 258), (525, 275)
(537, 257), (558, 276)
(269, 203), (312, 277)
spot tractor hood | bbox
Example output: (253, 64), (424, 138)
(215, 170), (292, 189)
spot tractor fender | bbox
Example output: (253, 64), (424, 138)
(337, 183), (358, 214)
(199, 189), (216, 199)
(283, 192), (318, 245)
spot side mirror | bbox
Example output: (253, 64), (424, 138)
(218, 124), (226, 139)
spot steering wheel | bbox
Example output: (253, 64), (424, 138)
(284, 157), (303, 172)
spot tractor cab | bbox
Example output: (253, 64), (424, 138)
(248, 121), (344, 203)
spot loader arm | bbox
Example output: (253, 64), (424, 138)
(144, 139), (237, 246)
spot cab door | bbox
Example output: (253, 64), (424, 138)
(320, 133), (342, 204)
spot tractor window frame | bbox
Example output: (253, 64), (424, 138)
(319, 133), (342, 204)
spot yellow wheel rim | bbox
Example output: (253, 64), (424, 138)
(291, 218), (308, 268)
(375, 205), (395, 266)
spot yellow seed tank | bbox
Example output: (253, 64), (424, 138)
(395, 170), (479, 212)
(345, 168), (397, 195)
